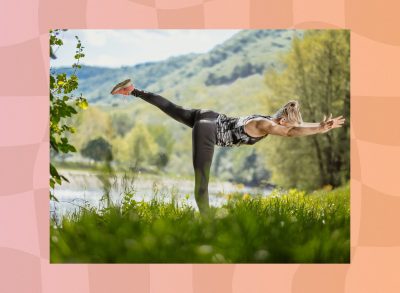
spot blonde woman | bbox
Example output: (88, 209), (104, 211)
(111, 79), (345, 214)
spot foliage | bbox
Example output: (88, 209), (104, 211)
(81, 137), (113, 162)
(147, 125), (175, 169)
(51, 184), (349, 263)
(111, 112), (135, 137)
(69, 106), (114, 150)
(262, 30), (350, 190)
(50, 29), (87, 200)
(214, 148), (271, 186)
(112, 122), (159, 170)
(205, 62), (265, 86)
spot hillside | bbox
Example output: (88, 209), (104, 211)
(54, 30), (300, 108)
(53, 29), (304, 181)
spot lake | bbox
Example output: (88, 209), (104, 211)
(52, 169), (272, 217)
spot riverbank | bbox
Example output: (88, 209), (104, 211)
(52, 169), (273, 216)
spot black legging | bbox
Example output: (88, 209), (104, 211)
(132, 89), (218, 214)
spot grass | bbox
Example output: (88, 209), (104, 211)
(50, 184), (350, 263)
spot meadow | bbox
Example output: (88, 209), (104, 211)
(50, 184), (350, 263)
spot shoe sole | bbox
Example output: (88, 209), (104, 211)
(110, 79), (132, 94)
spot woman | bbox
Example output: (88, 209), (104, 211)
(111, 79), (345, 214)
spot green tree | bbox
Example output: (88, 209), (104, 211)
(70, 106), (114, 150)
(147, 125), (175, 169)
(111, 112), (135, 137)
(81, 137), (113, 162)
(263, 30), (350, 190)
(113, 122), (159, 170)
(50, 29), (87, 200)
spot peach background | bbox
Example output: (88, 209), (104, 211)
(1, 0), (399, 292)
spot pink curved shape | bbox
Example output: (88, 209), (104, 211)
(88, 265), (150, 292)
(150, 264), (193, 293)
(233, 265), (299, 293)
(157, 4), (205, 28)
(352, 96), (400, 146)
(0, 39), (47, 96)
(293, 0), (345, 27)
(86, 0), (158, 28)
(192, 265), (235, 293)
(249, 0), (293, 28)
(0, 248), (41, 293)
(0, 97), (48, 147)
(0, 0), (39, 47)
(154, 0), (203, 10)
(358, 184), (400, 246)
(346, 247), (400, 292)
(292, 264), (349, 292)
(345, 0), (400, 46)
(204, 0), (250, 28)
(352, 34), (400, 97)
(0, 145), (39, 196)
(351, 179), (362, 248)
(0, 191), (40, 257)
(41, 261), (90, 293)
(358, 140), (400, 196)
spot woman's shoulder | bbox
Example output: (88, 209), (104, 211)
(249, 115), (277, 132)
(255, 114), (272, 119)
(243, 114), (272, 122)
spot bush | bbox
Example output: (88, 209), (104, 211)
(81, 137), (113, 162)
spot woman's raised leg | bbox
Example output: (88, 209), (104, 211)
(132, 89), (198, 128)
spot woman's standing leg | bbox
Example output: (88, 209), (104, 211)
(192, 111), (218, 214)
(132, 89), (198, 128)
(125, 83), (219, 213)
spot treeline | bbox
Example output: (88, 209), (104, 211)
(205, 63), (265, 86)
(54, 103), (271, 186)
(260, 30), (350, 190)
(57, 106), (174, 173)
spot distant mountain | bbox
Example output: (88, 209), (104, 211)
(53, 30), (301, 106)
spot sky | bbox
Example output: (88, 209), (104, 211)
(51, 29), (241, 68)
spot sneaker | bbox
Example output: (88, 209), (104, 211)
(110, 79), (135, 95)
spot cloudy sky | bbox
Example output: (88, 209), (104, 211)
(51, 29), (241, 68)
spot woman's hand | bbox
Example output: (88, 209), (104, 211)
(319, 114), (346, 133)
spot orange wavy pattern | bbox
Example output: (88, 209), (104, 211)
(1, 0), (399, 292)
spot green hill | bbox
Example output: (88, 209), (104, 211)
(55, 30), (300, 108)
(53, 29), (303, 182)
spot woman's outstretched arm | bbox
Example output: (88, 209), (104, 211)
(259, 115), (345, 137)
(300, 114), (334, 127)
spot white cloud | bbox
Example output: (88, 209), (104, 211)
(83, 30), (107, 47)
(51, 29), (241, 68)
(92, 54), (122, 68)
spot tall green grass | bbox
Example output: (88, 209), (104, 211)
(50, 184), (350, 263)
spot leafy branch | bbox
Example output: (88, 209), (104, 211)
(50, 29), (88, 201)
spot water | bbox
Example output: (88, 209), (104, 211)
(51, 170), (272, 218)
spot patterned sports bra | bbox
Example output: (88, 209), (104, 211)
(216, 114), (272, 147)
